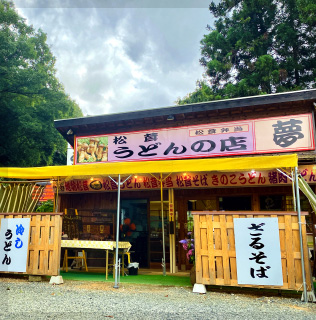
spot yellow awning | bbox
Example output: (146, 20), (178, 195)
(0, 154), (298, 180)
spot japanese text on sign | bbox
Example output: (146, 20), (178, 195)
(0, 218), (30, 272)
(234, 218), (283, 286)
(75, 113), (314, 164)
(58, 165), (316, 193)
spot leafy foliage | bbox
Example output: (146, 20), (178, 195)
(36, 200), (54, 213)
(177, 0), (316, 104)
(0, 0), (83, 167)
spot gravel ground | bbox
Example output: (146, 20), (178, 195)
(0, 276), (315, 320)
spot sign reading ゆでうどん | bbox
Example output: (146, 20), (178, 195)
(234, 218), (283, 286)
(74, 113), (314, 164)
(0, 218), (30, 272)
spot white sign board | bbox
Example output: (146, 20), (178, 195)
(67, 143), (74, 165)
(0, 218), (30, 272)
(234, 217), (283, 286)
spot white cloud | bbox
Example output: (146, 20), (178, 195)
(15, 2), (215, 116)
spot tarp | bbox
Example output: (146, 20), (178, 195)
(0, 154), (298, 179)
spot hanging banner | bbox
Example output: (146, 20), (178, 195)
(57, 165), (316, 193)
(74, 113), (314, 164)
(0, 218), (30, 272)
(234, 217), (283, 286)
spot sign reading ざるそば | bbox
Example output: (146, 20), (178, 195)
(74, 113), (314, 164)
(0, 218), (30, 272)
(234, 218), (283, 286)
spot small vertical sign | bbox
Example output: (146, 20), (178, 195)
(67, 143), (74, 165)
(0, 218), (30, 272)
(234, 217), (283, 286)
(169, 203), (174, 221)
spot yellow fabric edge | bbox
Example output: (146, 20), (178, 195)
(0, 154), (298, 179)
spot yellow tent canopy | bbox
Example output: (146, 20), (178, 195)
(0, 154), (298, 179)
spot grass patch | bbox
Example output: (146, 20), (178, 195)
(60, 270), (191, 287)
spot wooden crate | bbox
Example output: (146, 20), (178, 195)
(193, 211), (312, 291)
(0, 213), (62, 276)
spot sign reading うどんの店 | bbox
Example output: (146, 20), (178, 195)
(74, 113), (315, 165)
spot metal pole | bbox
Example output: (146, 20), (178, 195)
(114, 174), (121, 289)
(161, 173), (166, 276)
(294, 167), (307, 302)
(291, 170), (297, 212)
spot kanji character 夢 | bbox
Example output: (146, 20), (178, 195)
(272, 119), (304, 148)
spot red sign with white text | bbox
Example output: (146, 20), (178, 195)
(57, 165), (316, 193)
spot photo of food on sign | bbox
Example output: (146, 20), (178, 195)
(76, 136), (108, 163)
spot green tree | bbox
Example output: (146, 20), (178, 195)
(177, 0), (316, 104)
(0, 0), (82, 167)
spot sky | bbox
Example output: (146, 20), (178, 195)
(14, 0), (216, 117)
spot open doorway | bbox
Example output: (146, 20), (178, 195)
(121, 199), (148, 268)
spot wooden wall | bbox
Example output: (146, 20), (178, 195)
(193, 211), (312, 291)
(0, 212), (62, 276)
(175, 186), (295, 270)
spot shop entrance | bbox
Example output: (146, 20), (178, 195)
(120, 199), (149, 268)
(149, 201), (169, 268)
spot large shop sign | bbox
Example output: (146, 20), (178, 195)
(74, 113), (314, 164)
(58, 165), (316, 193)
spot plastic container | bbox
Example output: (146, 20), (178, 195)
(127, 262), (139, 275)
